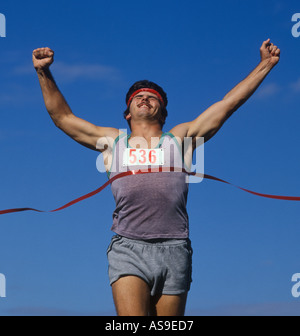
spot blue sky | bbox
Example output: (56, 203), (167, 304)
(0, 0), (300, 316)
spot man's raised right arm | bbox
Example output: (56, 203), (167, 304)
(32, 47), (119, 151)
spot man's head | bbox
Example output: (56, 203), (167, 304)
(124, 80), (168, 130)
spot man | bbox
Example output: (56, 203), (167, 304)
(32, 39), (280, 316)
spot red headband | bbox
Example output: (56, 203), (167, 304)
(127, 88), (165, 107)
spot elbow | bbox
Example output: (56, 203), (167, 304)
(49, 113), (66, 130)
(47, 107), (72, 129)
(203, 126), (221, 143)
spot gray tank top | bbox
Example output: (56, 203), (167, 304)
(108, 132), (189, 240)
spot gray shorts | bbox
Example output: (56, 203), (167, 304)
(107, 235), (193, 296)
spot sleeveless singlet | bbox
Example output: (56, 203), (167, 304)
(108, 132), (189, 240)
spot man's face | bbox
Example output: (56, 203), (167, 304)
(126, 91), (162, 123)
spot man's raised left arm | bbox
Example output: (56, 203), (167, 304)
(176, 39), (280, 144)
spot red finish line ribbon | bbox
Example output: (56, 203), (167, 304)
(0, 168), (300, 216)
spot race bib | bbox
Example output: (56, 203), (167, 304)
(123, 148), (165, 166)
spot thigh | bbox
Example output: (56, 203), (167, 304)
(150, 292), (188, 316)
(112, 275), (151, 316)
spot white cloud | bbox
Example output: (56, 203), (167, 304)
(53, 62), (122, 83)
(256, 83), (281, 99)
(290, 78), (300, 93)
(0, 85), (38, 106)
(14, 61), (122, 83)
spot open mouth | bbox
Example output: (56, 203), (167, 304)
(138, 103), (151, 108)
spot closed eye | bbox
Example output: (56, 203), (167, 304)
(134, 95), (158, 100)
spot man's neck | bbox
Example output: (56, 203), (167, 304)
(129, 122), (164, 148)
(130, 122), (163, 140)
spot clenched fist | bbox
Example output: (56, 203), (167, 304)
(32, 47), (54, 71)
(260, 39), (280, 67)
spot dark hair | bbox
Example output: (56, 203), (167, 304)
(123, 80), (168, 130)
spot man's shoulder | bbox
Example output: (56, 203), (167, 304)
(95, 128), (127, 152)
(168, 122), (190, 141)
